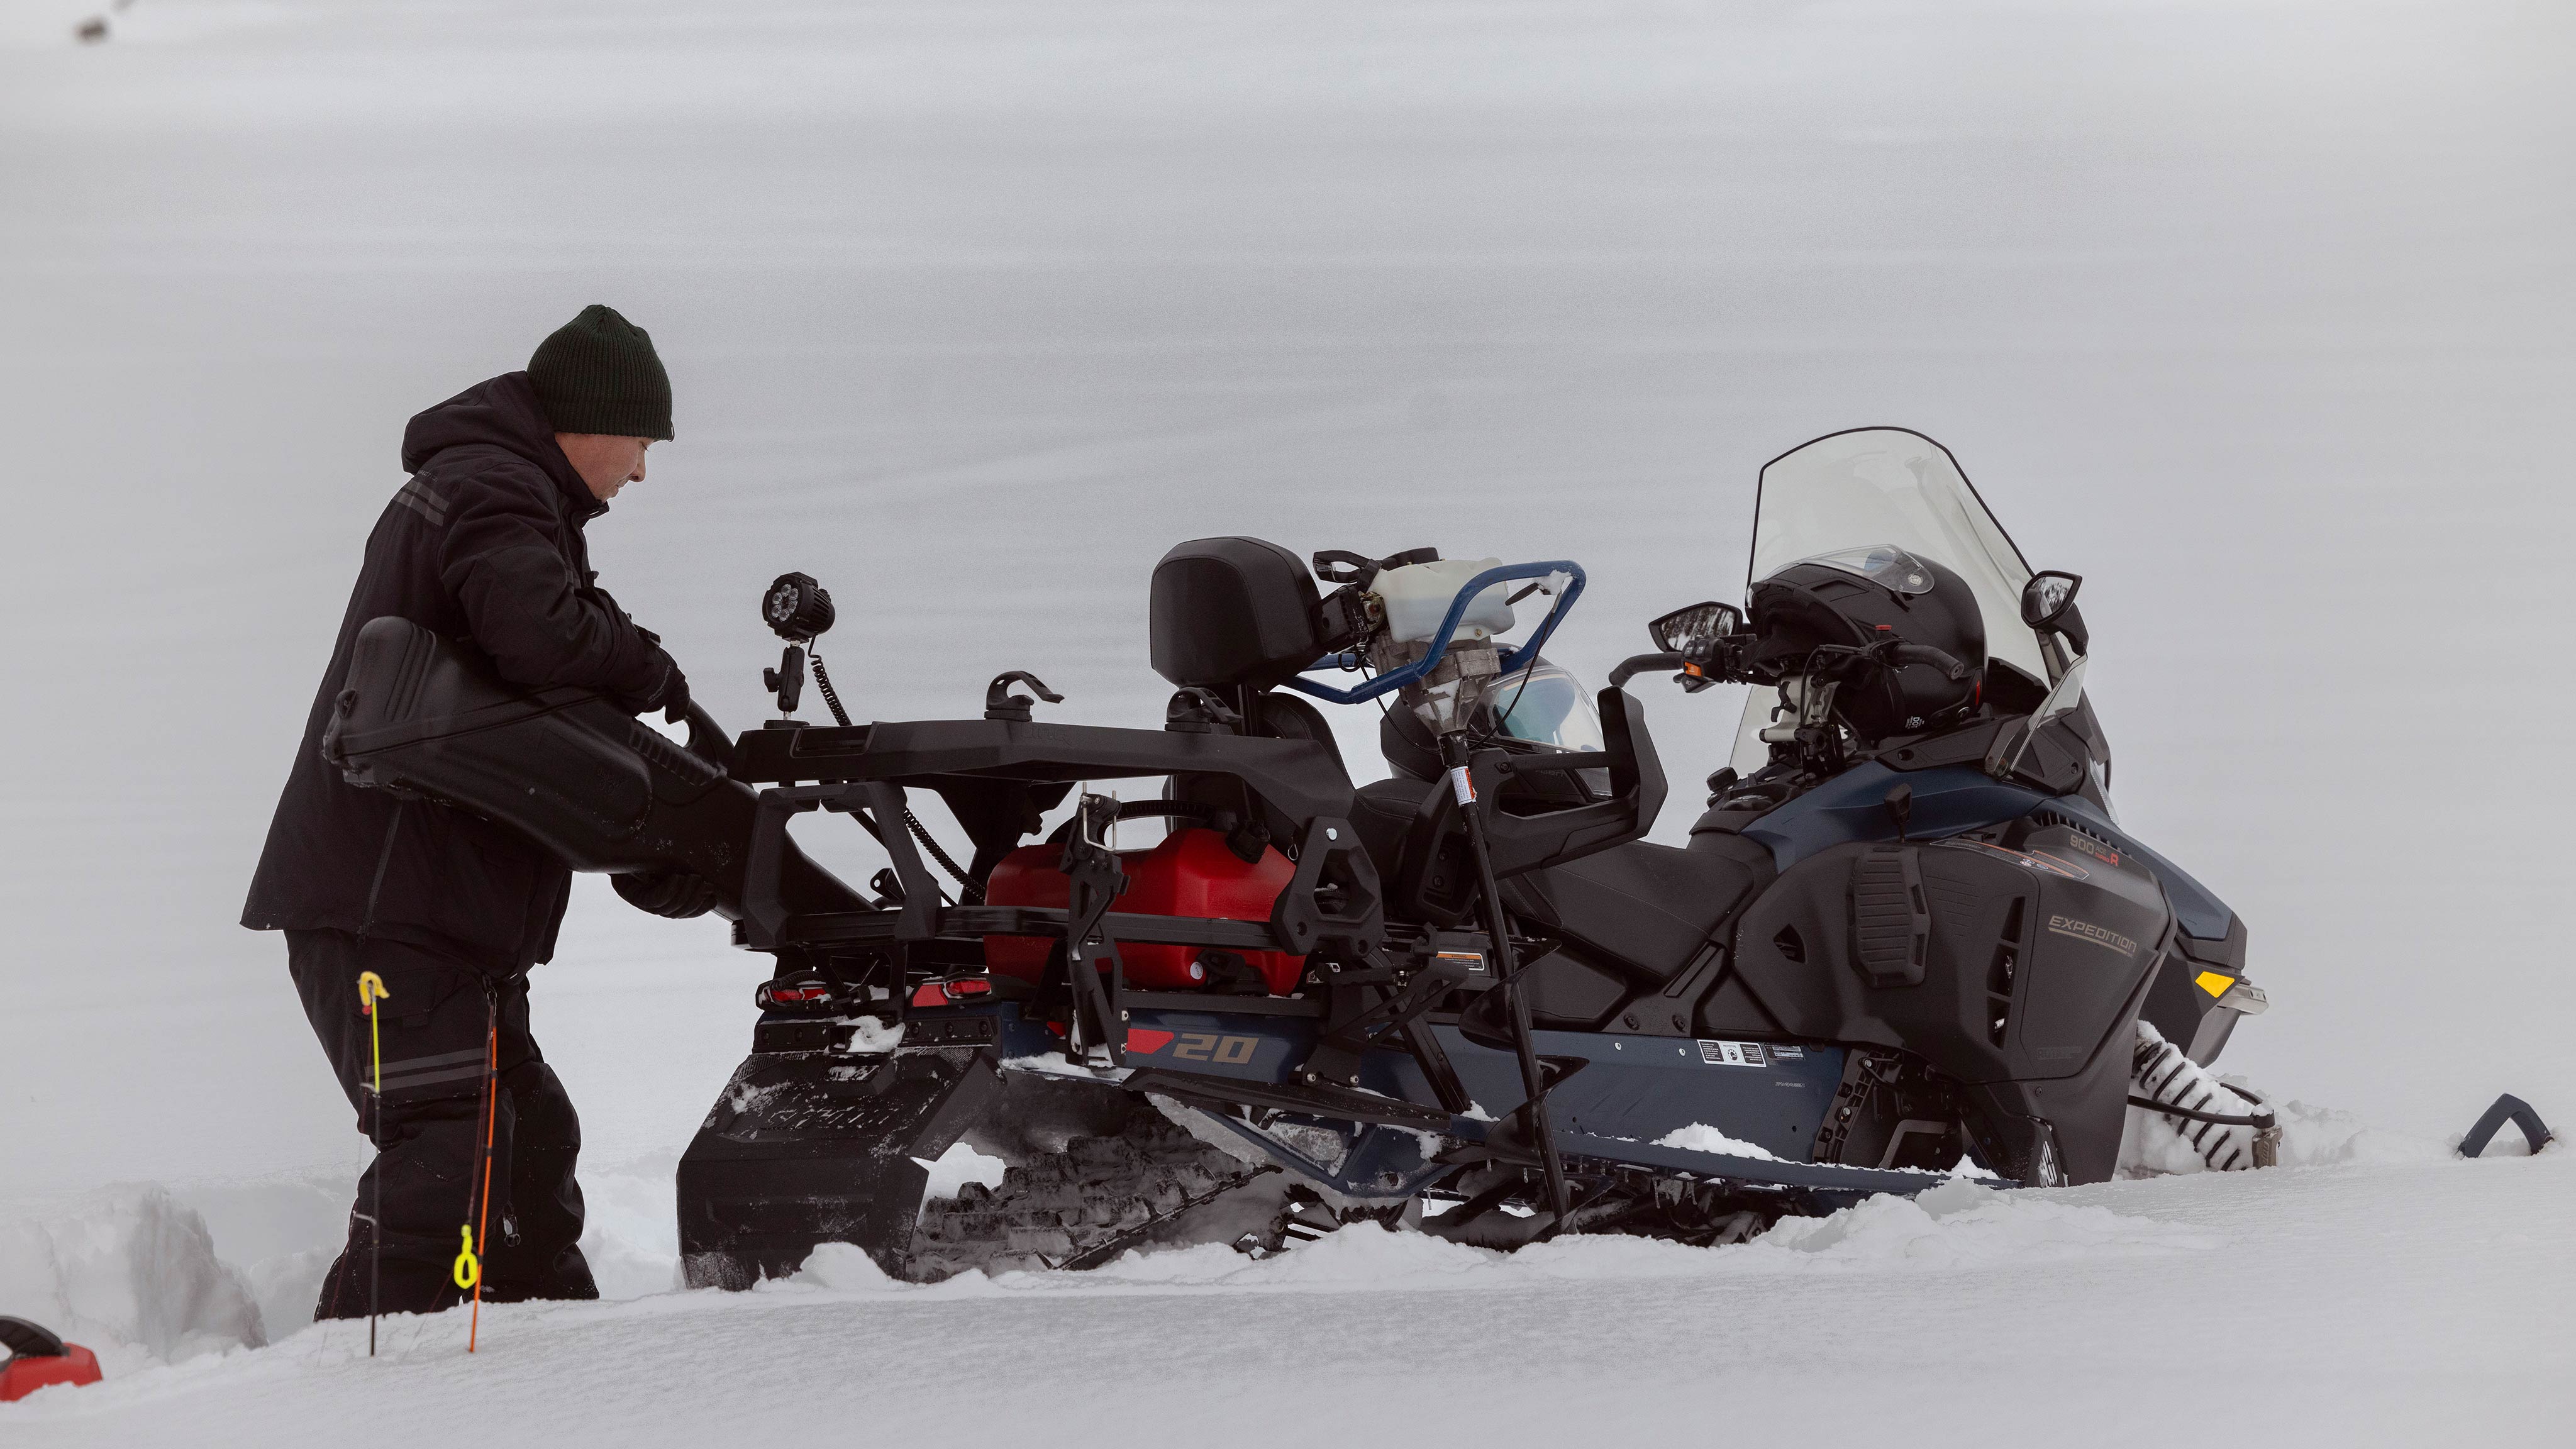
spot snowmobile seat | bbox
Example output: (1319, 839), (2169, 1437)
(1350, 774), (1436, 886)
(1233, 691), (1352, 848)
(1246, 691), (1345, 779)
(1506, 833), (1776, 984)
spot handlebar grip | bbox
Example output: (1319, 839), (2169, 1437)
(1608, 651), (1686, 688)
(1887, 643), (1977, 682)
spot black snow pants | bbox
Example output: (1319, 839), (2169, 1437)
(288, 928), (597, 1320)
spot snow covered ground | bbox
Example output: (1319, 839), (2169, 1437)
(3, 0), (2572, 1441)
(6, 1117), (2567, 1445)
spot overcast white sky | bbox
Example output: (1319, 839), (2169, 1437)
(2, 0), (2571, 1194)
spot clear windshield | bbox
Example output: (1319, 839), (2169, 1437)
(1496, 662), (1605, 753)
(1731, 428), (2051, 773)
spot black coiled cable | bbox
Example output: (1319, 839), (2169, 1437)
(807, 647), (851, 729)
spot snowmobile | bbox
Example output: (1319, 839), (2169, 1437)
(319, 426), (2270, 1285)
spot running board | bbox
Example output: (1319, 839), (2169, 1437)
(1125, 1067), (1456, 1130)
(1553, 1129), (1993, 1196)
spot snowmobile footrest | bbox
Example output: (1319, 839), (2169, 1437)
(1552, 1130), (1977, 1198)
(2458, 1094), (2552, 1158)
(1126, 1067), (1455, 1129)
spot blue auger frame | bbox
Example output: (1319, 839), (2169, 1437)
(1280, 561), (1587, 705)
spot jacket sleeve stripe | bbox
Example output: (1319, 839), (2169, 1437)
(392, 474), (450, 528)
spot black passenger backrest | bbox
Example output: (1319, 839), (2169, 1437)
(1149, 537), (1324, 691)
(1248, 691), (1346, 778)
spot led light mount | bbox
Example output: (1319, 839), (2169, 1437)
(763, 572), (836, 643)
(759, 572), (837, 718)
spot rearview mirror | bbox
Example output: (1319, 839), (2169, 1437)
(1649, 601), (1743, 661)
(2020, 571), (2082, 630)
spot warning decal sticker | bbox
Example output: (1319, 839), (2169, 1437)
(1697, 1040), (1768, 1067)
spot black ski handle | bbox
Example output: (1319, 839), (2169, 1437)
(677, 700), (737, 774)
(2458, 1093), (2553, 1158)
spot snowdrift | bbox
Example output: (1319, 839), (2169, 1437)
(0, 1186), (264, 1375)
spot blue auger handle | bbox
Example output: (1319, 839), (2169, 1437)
(1283, 561), (1586, 706)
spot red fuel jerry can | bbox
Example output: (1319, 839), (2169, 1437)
(984, 827), (1306, 994)
(0, 1318), (103, 1402)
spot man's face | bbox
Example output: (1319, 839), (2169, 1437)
(555, 433), (653, 502)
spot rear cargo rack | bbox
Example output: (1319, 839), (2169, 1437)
(744, 905), (1291, 955)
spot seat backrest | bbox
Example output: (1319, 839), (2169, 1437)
(1149, 537), (1324, 691)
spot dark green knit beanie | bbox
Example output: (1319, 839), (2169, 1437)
(528, 304), (674, 440)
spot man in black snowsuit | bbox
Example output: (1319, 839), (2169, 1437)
(243, 305), (689, 1319)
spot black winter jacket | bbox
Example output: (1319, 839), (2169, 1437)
(242, 372), (681, 969)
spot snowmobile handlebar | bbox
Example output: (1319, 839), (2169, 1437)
(1764, 637), (1977, 688)
(1882, 641), (1978, 682)
(1610, 637), (1758, 692)
(1607, 632), (1972, 698)
(1607, 651), (1685, 687)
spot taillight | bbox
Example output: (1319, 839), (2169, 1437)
(909, 976), (996, 1008)
(756, 980), (833, 1010)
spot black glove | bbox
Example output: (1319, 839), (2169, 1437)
(608, 653), (687, 719)
(657, 663), (692, 724)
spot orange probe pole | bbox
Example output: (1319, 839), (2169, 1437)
(468, 1011), (498, 1352)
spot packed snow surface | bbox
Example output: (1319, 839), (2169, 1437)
(4, 0), (2573, 1442)
(4, 1143), (2567, 1445)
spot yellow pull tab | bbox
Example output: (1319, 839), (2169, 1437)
(358, 972), (392, 1016)
(452, 1226), (480, 1290)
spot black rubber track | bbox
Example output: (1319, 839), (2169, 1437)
(906, 1111), (1269, 1280)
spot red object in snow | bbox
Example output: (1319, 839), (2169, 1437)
(0, 1317), (103, 1402)
(984, 827), (1305, 994)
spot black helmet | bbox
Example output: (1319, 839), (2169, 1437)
(1748, 545), (1985, 741)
